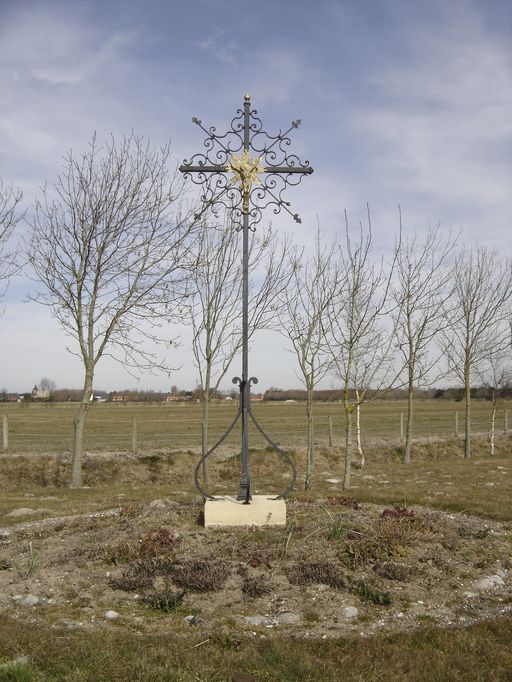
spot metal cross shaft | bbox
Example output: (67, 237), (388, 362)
(180, 94), (313, 502)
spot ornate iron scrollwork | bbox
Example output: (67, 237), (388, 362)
(181, 95), (313, 501)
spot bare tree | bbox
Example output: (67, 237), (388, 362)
(440, 246), (512, 457)
(327, 210), (400, 489)
(392, 219), (457, 463)
(0, 179), (23, 304)
(281, 227), (338, 489)
(27, 134), (198, 486)
(477, 351), (512, 456)
(39, 377), (57, 393)
(189, 215), (296, 482)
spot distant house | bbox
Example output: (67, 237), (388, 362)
(31, 385), (50, 401)
(111, 393), (129, 402)
(166, 394), (190, 402)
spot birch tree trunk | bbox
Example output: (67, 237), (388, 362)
(343, 405), (353, 490)
(490, 394), (496, 457)
(464, 357), (471, 458)
(355, 391), (364, 468)
(403, 376), (414, 464)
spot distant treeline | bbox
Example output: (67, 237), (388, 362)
(2, 385), (512, 403)
(262, 386), (512, 402)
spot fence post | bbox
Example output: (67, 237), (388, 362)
(505, 409), (508, 434)
(132, 417), (137, 455)
(328, 415), (333, 447)
(454, 411), (459, 438)
(400, 412), (404, 442)
(2, 415), (7, 452)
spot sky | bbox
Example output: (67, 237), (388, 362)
(0, 0), (511, 394)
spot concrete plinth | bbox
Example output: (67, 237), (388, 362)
(204, 495), (286, 528)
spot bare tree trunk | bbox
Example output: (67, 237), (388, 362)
(464, 358), (471, 457)
(403, 378), (414, 464)
(305, 383), (314, 490)
(343, 406), (353, 489)
(201, 386), (211, 484)
(355, 391), (364, 468)
(71, 367), (93, 487)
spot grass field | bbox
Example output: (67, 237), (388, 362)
(0, 399), (509, 454)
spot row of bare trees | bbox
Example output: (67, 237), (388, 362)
(1, 133), (511, 490)
(280, 209), (512, 489)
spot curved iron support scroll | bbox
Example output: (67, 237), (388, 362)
(180, 95), (312, 502)
(193, 376), (297, 501)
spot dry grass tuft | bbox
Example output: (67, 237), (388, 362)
(374, 561), (412, 582)
(106, 527), (179, 565)
(140, 585), (185, 612)
(375, 515), (433, 548)
(109, 560), (156, 591)
(326, 496), (362, 510)
(242, 574), (272, 599)
(161, 558), (231, 592)
(286, 561), (346, 589)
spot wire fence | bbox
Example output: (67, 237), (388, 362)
(1, 404), (509, 454)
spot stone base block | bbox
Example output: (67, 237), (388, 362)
(204, 495), (286, 528)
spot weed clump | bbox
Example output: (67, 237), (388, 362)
(242, 574), (272, 599)
(109, 561), (156, 591)
(351, 580), (391, 605)
(339, 537), (390, 569)
(376, 515), (432, 548)
(141, 586), (185, 612)
(326, 496), (362, 510)
(374, 561), (412, 582)
(106, 528), (179, 565)
(162, 559), (230, 592)
(286, 561), (346, 589)
(380, 506), (416, 519)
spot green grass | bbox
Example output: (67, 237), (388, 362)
(0, 614), (510, 681)
(0, 399), (509, 454)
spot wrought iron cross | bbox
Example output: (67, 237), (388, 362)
(180, 94), (313, 502)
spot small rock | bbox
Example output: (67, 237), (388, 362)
(105, 610), (120, 620)
(473, 575), (506, 591)
(0, 559), (12, 570)
(276, 612), (300, 625)
(183, 615), (205, 626)
(21, 594), (39, 607)
(343, 606), (359, 619)
(244, 615), (269, 626)
(325, 478), (341, 484)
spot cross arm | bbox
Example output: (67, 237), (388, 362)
(264, 166), (314, 175)
(179, 164), (228, 174)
